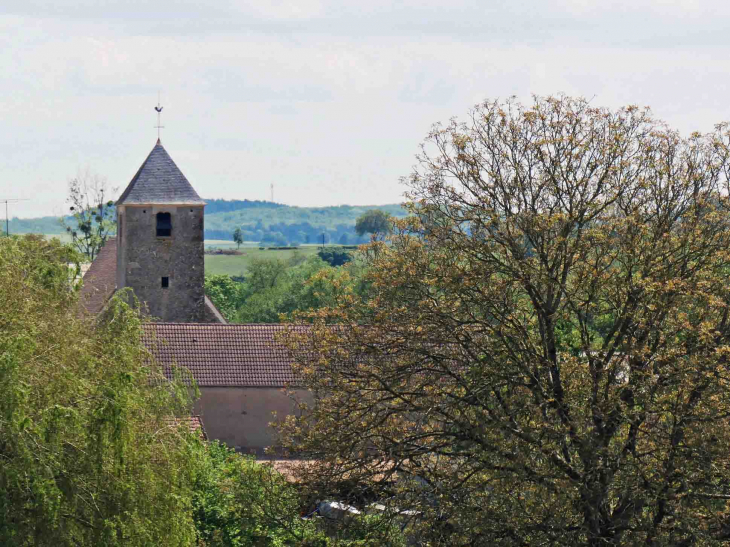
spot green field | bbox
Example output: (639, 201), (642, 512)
(28, 232), (73, 243)
(204, 246), (325, 276)
(31, 233), (336, 274)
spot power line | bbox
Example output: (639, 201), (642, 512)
(0, 199), (29, 237)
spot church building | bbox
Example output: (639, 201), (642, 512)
(80, 139), (307, 454)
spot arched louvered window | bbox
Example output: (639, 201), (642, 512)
(156, 212), (172, 237)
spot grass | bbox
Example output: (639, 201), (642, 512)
(25, 232), (74, 243)
(204, 239), (260, 249)
(31, 233), (337, 276)
(204, 246), (324, 276)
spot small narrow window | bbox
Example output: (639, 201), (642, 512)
(156, 212), (172, 237)
(161, 277), (169, 288)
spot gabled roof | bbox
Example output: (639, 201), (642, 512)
(79, 237), (117, 315)
(117, 140), (205, 206)
(142, 323), (306, 387)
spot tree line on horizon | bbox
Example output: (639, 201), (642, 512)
(6, 199), (405, 248)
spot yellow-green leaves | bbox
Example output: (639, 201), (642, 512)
(0, 235), (199, 546)
(278, 96), (730, 545)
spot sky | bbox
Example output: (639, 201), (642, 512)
(2, 0), (730, 218)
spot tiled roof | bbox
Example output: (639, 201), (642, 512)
(117, 140), (205, 205)
(79, 238), (117, 315)
(165, 416), (208, 440)
(142, 323), (306, 387)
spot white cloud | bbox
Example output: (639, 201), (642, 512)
(2, 2), (730, 218)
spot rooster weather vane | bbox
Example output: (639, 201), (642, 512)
(154, 92), (164, 140)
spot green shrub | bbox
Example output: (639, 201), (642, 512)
(0, 235), (200, 546)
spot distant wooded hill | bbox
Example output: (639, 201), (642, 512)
(7, 199), (407, 246)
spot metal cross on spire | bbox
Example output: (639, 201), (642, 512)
(154, 91), (164, 141)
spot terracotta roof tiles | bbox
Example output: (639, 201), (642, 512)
(79, 238), (117, 315)
(142, 323), (306, 387)
(166, 415), (208, 440)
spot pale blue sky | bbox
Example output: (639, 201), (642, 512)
(2, 0), (730, 217)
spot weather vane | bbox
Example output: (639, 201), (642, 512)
(154, 91), (164, 140)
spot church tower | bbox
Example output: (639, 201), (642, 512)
(116, 139), (206, 322)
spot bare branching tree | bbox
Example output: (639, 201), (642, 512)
(279, 96), (730, 545)
(62, 168), (117, 261)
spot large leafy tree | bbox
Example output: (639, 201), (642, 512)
(355, 209), (391, 238)
(0, 235), (200, 545)
(279, 96), (730, 545)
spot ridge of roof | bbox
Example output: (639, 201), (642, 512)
(117, 141), (205, 206)
(146, 322), (304, 328)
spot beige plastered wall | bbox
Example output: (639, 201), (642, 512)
(194, 387), (312, 454)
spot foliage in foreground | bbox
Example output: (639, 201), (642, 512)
(279, 96), (730, 545)
(193, 441), (300, 546)
(0, 235), (200, 545)
(0, 235), (400, 546)
(192, 441), (406, 547)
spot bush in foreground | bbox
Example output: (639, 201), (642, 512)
(0, 235), (200, 545)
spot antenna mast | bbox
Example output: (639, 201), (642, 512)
(270, 183), (274, 203)
(0, 198), (29, 237)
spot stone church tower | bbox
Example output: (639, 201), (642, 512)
(116, 139), (207, 322)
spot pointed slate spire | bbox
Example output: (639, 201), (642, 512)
(117, 141), (205, 205)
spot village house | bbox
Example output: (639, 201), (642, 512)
(80, 139), (307, 453)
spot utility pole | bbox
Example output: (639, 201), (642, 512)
(0, 199), (29, 236)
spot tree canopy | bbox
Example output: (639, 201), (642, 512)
(355, 209), (392, 238)
(278, 96), (730, 545)
(0, 235), (202, 545)
(318, 247), (353, 267)
(205, 254), (367, 323)
(63, 169), (117, 261)
(232, 227), (244, 249)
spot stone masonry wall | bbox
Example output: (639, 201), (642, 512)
(117, 204), (205, 322)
